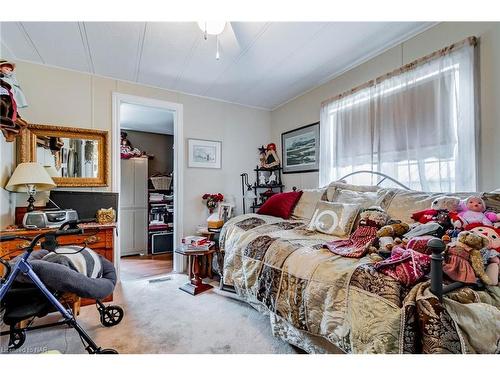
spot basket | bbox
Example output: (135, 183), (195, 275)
(150, 176), (172, 190)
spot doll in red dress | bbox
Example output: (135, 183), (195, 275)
(442, 231), (491, 285)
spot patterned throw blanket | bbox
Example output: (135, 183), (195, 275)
(221, 214), (500, 354)
(42, 246), (103, 278)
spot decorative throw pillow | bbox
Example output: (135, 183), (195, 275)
(332, 189), (379, 208)
(257, 191), (303, 219)
(326, 182), (380, 202)
(306, 201), (360, 236)
(291, 188), (327, 221)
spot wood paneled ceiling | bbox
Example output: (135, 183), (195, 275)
(0, 22), (435, 110)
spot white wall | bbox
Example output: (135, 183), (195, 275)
(0, 61), (271, 236)
(271, 22), (500, 192)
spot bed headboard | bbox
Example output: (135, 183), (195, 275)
(337, 170), (411, 190)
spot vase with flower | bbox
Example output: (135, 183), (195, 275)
(202, 193), (224, 214)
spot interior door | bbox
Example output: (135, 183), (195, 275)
(119, 158), (148, 256)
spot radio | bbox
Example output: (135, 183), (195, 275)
(23, 209), (79, 229)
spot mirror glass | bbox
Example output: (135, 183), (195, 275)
(17, 124), (109, 187)
(36, 136), (99, 178)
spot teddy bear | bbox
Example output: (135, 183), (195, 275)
(442, 230), (493, 285)
(431, 196), (461, 212)
(451, 196), (499, 229)
(466, 223), (500, 286)
(375, 222), (410, 253)
(411, 196), (459, 232)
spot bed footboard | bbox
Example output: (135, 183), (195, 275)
(427, 238), (446, 301)
(427, 238), (468, 301)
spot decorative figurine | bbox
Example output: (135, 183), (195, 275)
(96, 207), (116, 224)
(258, 145), (267, 167)
(260, 143), (280, 169)
(268, 171), (277, 185)
(259, 172), (267, 186)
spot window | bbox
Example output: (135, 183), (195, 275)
(319, 38), (478, 192)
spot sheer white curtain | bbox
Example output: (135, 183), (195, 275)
(319, 42), (478, 192)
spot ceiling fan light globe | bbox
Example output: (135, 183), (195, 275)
(197, 21), (226, 35)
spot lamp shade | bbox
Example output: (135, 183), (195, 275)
(5, 162), (56, 192)
(44, 165), (60, 178)
(244, 189), (257, 200)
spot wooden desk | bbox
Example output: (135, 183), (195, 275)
(0, 223), (116, 307)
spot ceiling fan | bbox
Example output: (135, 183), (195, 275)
(196, 21), (232, 60)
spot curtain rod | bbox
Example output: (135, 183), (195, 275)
(320, 36), (477, 107)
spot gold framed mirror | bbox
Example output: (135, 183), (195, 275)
(17, 124), (109, 187)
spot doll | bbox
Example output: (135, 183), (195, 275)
(120, 131), (143, 159)
(442, 231), (492, 285)
(326, 207), (389, 258)
(452, 196), (498, 228)
(0, 60), (28, 108)
(1, 60), (28, 141)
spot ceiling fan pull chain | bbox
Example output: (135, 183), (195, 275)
(216, 35), (220, 60)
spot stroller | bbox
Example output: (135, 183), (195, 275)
(0, 220), (123, 354)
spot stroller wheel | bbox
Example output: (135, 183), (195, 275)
(97, 348), (118, 354)
(100, 305), (124, 327)
(8, 329), (26, 350)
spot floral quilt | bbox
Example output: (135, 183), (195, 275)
(221, 214), (500, 354)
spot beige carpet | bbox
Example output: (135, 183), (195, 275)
(1, 274), (300, 354)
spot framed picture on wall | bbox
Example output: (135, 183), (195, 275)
(281, 122), (320, 174)
(188, 138), (222, 169)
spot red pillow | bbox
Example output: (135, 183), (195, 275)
(257, 191), (303, 219)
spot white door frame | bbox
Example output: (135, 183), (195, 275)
(112, 92), (184, 276)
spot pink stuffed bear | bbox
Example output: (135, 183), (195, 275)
(452, 196), (498, 228)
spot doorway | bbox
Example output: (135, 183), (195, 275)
(112, 93), (184, 280)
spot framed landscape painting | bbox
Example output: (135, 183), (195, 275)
(281, 122), (320, 173)
(188, 138), (222, 169)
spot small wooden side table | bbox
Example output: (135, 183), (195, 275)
(175, 245), (216, 296)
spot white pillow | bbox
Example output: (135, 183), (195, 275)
(306, 201), (360, 236)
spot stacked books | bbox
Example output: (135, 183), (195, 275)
(182, 235), (209, 246)
(181, 241), (215, 251)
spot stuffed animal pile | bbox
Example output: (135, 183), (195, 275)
(361, 195), (500, 287)
(324, 195), (500, 287)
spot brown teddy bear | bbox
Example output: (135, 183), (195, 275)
(375, 222), (410, 252)
(443, 231), (492, 285)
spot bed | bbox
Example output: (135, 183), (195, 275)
(219, 175), (500, 354)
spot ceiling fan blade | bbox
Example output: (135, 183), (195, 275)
(219, 22), (241, 52)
